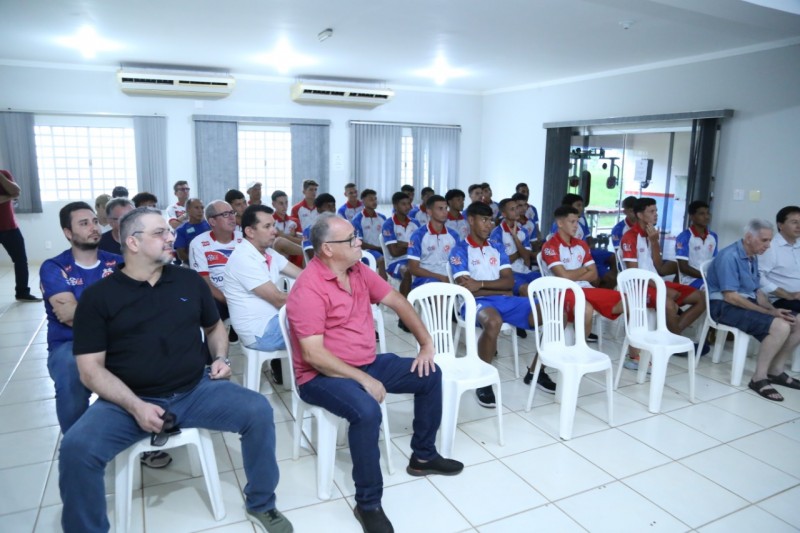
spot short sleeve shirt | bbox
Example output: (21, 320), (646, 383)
(353, 210), (388, 248)
(382, 215), (420, 266)
(675, 226), (719, 286)
(286, 258), (392, 386)
(337, 201), (364, 222)
(411, 206), (430, 226)
(291, 201), (318, 230)
(707, 240), (761, 301)
(541, 234), (594, 288)
(189, 230), (243, 289)
(524, 204), (539, 229)
(611, 218), (634, 248)
(758, 232), (800, 296)
(274, 213), (300, 236)
(620, 224), (656, 273)
(407, 223), (461, 277)
(445, 212), (469, 241)
(166, 202), (187, 224)
(489, 222), (532, 274)
(449, 236), (511, 281)
(223, 239), (289, 347)
(174, 220), (211, 251)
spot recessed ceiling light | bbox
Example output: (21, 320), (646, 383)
(55, 25), (121, 59)
(255, 38), (317, 74)
(415, 55), (468, 85)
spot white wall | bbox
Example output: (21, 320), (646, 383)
(480, 44), (800, 249)
(0, 65), (483, 262)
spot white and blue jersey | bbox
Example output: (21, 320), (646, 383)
(40, 249), (121, 351)
(409, 205), (430, 226)
(337, 201), (363, 222)
(382, 215), (420, 268)
(302, 226), (312, 252)
(353, 210), (387, 249)
(407, 223), (461, 285)
(611, 218), (634, 248)
(449, 235), (511, 281)
(550, 215), (590, 241)
(675, 226), (719, 288)
(524, 204), (539, 229)
(446, 212), (469, 241)
(489, 222), (534, 274)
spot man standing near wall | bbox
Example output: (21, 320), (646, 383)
(0, 170), (40, 302)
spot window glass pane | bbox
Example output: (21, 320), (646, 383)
(237, 128), (292, 201)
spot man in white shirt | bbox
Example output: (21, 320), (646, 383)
(166, 180), (191, 229)
(759, 205), (800, 313)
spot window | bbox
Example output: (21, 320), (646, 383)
(34, 118), (137, 202)
(238, 126), (292, 196)
(401, 132), (414, 187)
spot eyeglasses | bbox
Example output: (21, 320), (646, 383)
(325, 234), (360, 247)
(151, 411), (181, 446)
(132, 227), (175, 240)
(209, 210), (236, 219)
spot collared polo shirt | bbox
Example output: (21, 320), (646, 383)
(620, 224), (656, 273)
(410, 205), (430, 226)
(72, 265), (219, 397)
(166, 201), (187, 224)
(445, 212), (469, 241)
(541, 233), (595, 288)
(490, 222), (533, 274)
(353, 209), (387, 248)
(550, 216), (590, 241)
(382, 215), (420, 266)
(758, 232), (800, 296)
(524, 204), (539, 229)
(407, 222), (461, 277)
(286, 257), (392, 386)
(291, 201), (318, 230)
(675, 225), (719, 286)
(707, 240), (761, 301)
(611, 218), (635, 248)
(273, 213), (300, 236)
(449, 235), (511, 281)
(337, 200), (364, 222)
(189, 230), (243, 290)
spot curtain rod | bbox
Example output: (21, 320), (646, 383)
(2, 109), (164, 118)
(349, 120), (461, 129)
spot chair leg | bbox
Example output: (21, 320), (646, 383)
(687, 349), (696, 404)
(315, 412), (339, 500)
(439, 381), (459, 458)
(196, 430), (226, 521)
(712, 327), (726, 364)
(605, 367), (614, 427)
(557, 370), (579, 440)
(793, 345), (800, 373)
(292, 403), (305, 460)
(511, 332), (519, 379)
(614, 339), (629, 390)
(379, 402), (394, 475)
(647, 351), (669, 414)
(494, 382), (504, 447)
(696, 322), (710, 368)
(114, 452), (134, 533)
(730, 334), (750, 387)
(525, 361), (543, 412)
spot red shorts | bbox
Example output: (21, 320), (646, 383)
(289, 254), (304, 268)
(564, 288), (622, 321)
(645, 281), (696, 307)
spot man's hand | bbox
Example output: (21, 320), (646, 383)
(132, 402), (166, 433)
(361, 376), (386, 403)
(644, 223), (659, 243)
(410, 343), (436, 377)
(209, 358), (232, 380)
(774, 308), (796, 323)
(458, 275), (482, 294)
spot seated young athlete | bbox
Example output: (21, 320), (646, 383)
(445, 189), (469, 240)
(409, 186), (435, 226)
(352, 188), (388, 279)
(675, 200), (719, 289)
(337, 182), (364, 222)
(407, 194), (461, 288)
(382, 191), (421, 332)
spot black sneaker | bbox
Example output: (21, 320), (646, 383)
(406, 454), (464, 477)
(516, 327), (528, 339)
(15, 294), (42, 303)
(587, 333), (599, 343)
(523, 370), (534, 385)
(475, 385), (496, 408)
(353, 505), (394, 533)
(270, 359), (283, 385)
(536, 371), (557, 394)
(397, 319), (411, 333)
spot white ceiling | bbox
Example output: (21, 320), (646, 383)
(1, 0), (799, 93)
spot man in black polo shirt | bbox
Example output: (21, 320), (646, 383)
(58, 207), (292, 533)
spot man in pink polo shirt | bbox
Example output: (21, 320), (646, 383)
(286, 213), (463, 533)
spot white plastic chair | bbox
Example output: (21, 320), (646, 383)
(695, 260), (752, 386)
(361, 249), (377, 271)
(115, 428), (224, 533)
(525, 278), (613, 439)
(278, 307), (393, 501)
(445, 263), (521, 378)
(536, 251), (550, 276)
(407, 283), (503, 457)
(378, 233), (401, 291)
(615, 269), (696, 413)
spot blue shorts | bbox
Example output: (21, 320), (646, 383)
(709, 299), (774, 342)
(387, 259), (408, 279)
(512, 271), (541, 296)
(411, 276), (442, 289)
(364, 249), (383, 260)
(591, 248), (613, 278)
(689, 278), (704, 290)
(462, 295), (532, 330)
(246, 314), (286, 352)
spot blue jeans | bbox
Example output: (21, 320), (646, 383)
(247, 314), (285, 351)
(47, 341), (92, 433)
(298, 353), (442, 509)
(59, 374), (279, 533)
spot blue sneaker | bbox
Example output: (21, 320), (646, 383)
(623, 356), (639, 370)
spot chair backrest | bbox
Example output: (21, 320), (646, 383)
(536, 251), (552, 277)
(615, 246), (626, 271)
(361, 250), (377, 272)
(528, 277), (587, 351)
(616, 268), (668, 334)
(378, 233), (393, 265)
(445, 261), (455, 283)
(407, 282), (478, 362)
(699, 259), (718, 326)
(277, 275), (295, 293)
(278, 307), (299, 393)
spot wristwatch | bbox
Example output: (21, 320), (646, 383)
(215, 356), (231, 367)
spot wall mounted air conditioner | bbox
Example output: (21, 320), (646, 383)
(117, 69), (235, 98)
(290, 82), (394, 108)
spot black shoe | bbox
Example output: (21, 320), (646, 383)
(523, 370), (534, 385)
(475, 385), (496, 408)
(140, 451), (172, 469)
(228, 327), (239, 344)
(587, 333), (598, 343)
(397, 319), (411, 333)
(516, 327), (527, 339)
(406, 454), (464, 477)
(536, 371), (557, 394)
(354, 505), (394, 533)
(15, 294), (42, 303)
(270, 359), (283, 385)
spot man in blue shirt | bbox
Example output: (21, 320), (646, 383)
(173, 198), (210, 263)
(707, 219), (800, 402)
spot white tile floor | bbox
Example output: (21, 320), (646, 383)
(1, 263), (799, 532)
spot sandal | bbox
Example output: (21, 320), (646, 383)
(768, 372), (800, 390)
(748, 379), (784, 402)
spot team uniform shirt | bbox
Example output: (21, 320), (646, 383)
(487, 201), (500, 220)
(518, 215), (537, 241)
(410, 205), (430, 226)
(301, 226), (313, 252)
(758, 232), (800, 299)
(291, 201), (318, 231)
(675, 226), (719, 288)
(166, 202), (187, 225)
(174, 220), (211, 253)
(286, 258), (392, 386)
(189, 230), (243, 290)
(39, 249), (121, 351)
(490, 222), (534, 274)
(337, 201), (364, 222)
(382, 215), (420, 269)
(223, 239), (289, 348)
(407, 222), (460, 284)
(611, 218), (635, 248)
(524, 204), (539, 230)
(550, 216), (590, 241)
(353, 209), (388, 249)
(445, 212), (469, 241)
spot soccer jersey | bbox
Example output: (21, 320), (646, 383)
(524, 204), (539, 229)
(410, 205), (430, 226)
(274, 213), (300, 236)
(675, 226), (719, 286)
(407, 222), (461, 278)
(445, 212), (469, 241)
(518, 215), (538, 241)
(166, 202), (187, 224)
(337, 201), (363, 222)
(40, 249), (121, 350)
(189, 230), (243, 289)
(489, 222), (533, 274)
(301, 226), (312, 252)
(449, 235), (511, 281)
(173, 220), (211, 252)
(487, 201), (500, 219)
(541, 233), (595, 288)
(291, 201), (318, 230)
(550, 216), (590, 241)
(611, 218), (635, 248)
(353, 209), (387, 248)
(382, 215), (420, 266)
(620, 224), (657, 272)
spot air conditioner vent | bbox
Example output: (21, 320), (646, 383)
(290, 82), (393, 108)
(118, 69), (235, 98)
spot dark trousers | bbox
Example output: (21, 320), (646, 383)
(774, 298), (800, 313)
(0, 227), (31, 297)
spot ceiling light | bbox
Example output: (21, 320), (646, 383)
(55, 25), (121, 59)
(255, 38), (317, 74)
(415, 55), (468, 85)
(619, 20), (635, 30)
(318, 28), (334, 42)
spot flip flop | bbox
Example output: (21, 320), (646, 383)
(749, 379), (784, 402)
(768, 372), (800, 390)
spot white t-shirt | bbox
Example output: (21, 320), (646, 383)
(223, 239), (289, 347)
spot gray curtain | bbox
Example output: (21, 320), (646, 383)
(0, 112), (42, 213)
(541, 127), (573, 233)
(194, 120), (238, 203)
(290, 124), (330, 201)
(351, 123), (402, 203)
(411, 126), (460, 194)
(133, 116), (169, 208)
